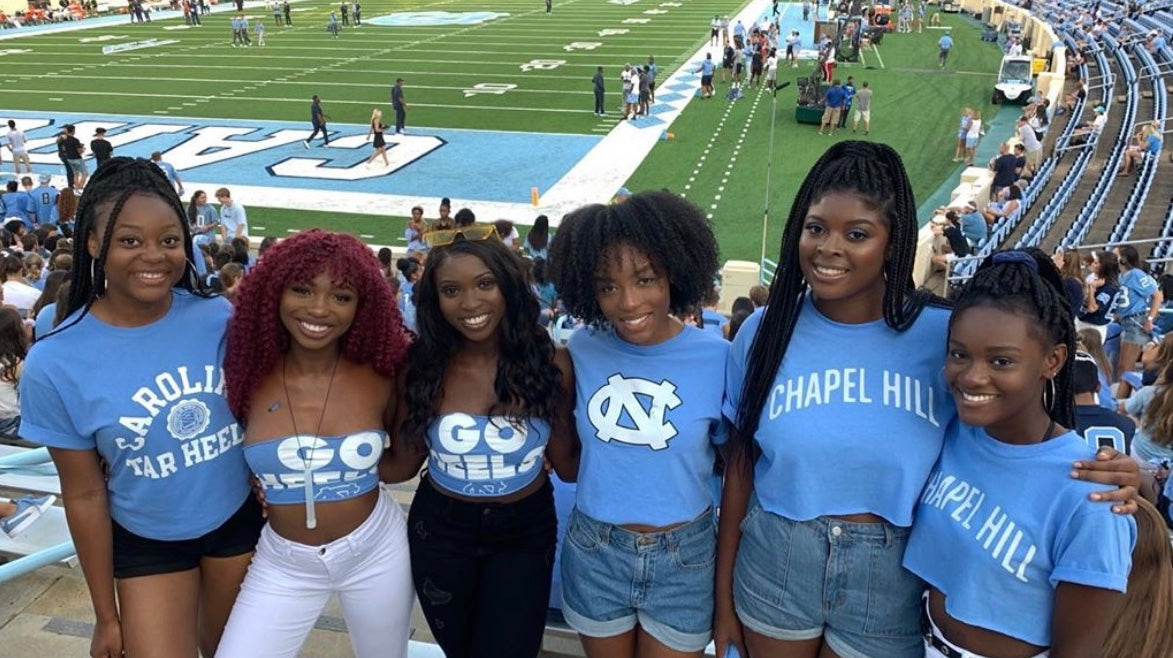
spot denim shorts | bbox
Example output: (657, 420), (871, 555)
(1118, 312), (1149, 346)
(66, 158), (87, 175)
(560, 507), (716, 652)
(733, 496), (923, 658)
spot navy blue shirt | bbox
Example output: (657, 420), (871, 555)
(1075, 404), (1136, 455)
(825, 85), (846, 108)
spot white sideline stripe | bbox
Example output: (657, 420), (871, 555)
(535, 0), (775, 222)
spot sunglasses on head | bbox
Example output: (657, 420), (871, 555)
(423, 224), (499, 249)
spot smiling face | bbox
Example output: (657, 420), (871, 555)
(594, 243), (680, 346)
(88, 192), (187, 320)
(946, 305), (1066, 443)
(436, 252), (505, 344)
(798, 191), (891, 324)
(279, 270), (357, 352)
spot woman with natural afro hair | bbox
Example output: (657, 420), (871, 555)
(548, 190), (731, 658)
(218, 230), (415, 658)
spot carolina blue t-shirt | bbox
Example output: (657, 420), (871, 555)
(1124, 386), (1173, 464)
(32, 184), (59, 225)
(700, 59), (715, 76)
(1116, 268), (1158, 318)
(725, 299), (955, 526)
(426, 415), (549, 497)
(939, 34), (954, 50)
(19, 292), (250, 540)
(960, 211), (987, 244)
(33, 303), (56, 341)
(569, 325), (728, 526)
(701, 308), (725, 336)
(903, 424), (1135, 646)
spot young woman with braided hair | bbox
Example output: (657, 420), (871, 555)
(904, 248), (1135, 657)
(19, 157), (262, 658)
(714, 142), (1139, 658)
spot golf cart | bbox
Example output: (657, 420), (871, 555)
(940, 0), (960, 12)
(991, 54), (1034, 104)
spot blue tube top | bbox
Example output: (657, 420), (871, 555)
(244, 430), (387, 505)
(427, 414), (550, 497)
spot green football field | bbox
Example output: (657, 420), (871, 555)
(0, 0), (1005, 262)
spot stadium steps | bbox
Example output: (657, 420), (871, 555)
(1075, 54), (1156, 248)
(1005, 50), (1127, 248)
(1036, 40), (1137, 252)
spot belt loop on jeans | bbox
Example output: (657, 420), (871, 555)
(883, 522), (894, 549)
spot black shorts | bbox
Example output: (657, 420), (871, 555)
(112, 495), (264, 579)
(701, 74), (713, 86)
(711, 28), (718, 37)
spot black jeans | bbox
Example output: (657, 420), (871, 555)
(594, 90), (604, 114)
(409, 475), (556, 658)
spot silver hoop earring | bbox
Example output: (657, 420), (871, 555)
(1043, 378), (1057, 413)
(90, 259), (104, 297)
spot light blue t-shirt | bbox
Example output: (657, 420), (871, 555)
(19, 292), (250, 540)
(1116, 267), (1158, 319)
(426, 415), (549, 497)
(32, 184), (59, 225)
(939, 34), (954, 50)
(220, 202), (248, 237)
(700, 59), (715, 76)
(33, 303), (55, 341)
(1124, 385), (1173, 464)
(725, 299), (955, 526)
(903, 424), (1135, 646)
(569, 325), (728, 526)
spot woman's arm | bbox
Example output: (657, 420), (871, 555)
(713, 441), (756, 658)
(48, 447), (123, 658)
(1050, 583), (1123, 658)
(545, 347), (580, 482)
(378, 367), (426, 484)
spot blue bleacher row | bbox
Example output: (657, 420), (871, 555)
(950, 0), (1173, 284)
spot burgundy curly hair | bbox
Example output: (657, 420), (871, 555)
(225, 230), (410, 422)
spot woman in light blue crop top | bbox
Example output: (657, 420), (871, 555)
(715, 143), (1141, 658)
(547, 190), (729, 658)
(216, 230), (415, 658)
(904, 250), (1135, 657)
(381, 227), (578, 658)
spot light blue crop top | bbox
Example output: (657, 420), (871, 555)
(244, 430), (387, 505)
(426, 413), (550, 497)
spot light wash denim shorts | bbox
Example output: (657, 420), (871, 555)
(560, 507), (715, 652)
(733, 495), (924, 658)
(1118, 312), (1150, 346)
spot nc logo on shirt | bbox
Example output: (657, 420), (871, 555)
(587, 374), (681, 450)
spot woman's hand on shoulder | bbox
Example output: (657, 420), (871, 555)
(1071, 447), (1140, 515)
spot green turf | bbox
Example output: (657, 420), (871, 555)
(0, 2), (1007, 264)
(626, 11), (1005, 264)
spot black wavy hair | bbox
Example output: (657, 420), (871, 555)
(548, 189), (720, 324)
(951, 248), (1076, 429)
(732, 141), (937, 453)
(55, 157), (206, 335)
(400, 237), (561, 448)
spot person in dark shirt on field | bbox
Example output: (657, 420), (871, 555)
(90, 128), (113, 170)
(592, 66), (606, 116)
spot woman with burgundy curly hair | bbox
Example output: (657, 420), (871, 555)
(217, 230), (414, 658)
(381, 227), (579, 658)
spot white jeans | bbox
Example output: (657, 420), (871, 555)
(216, 489), (414, 658)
